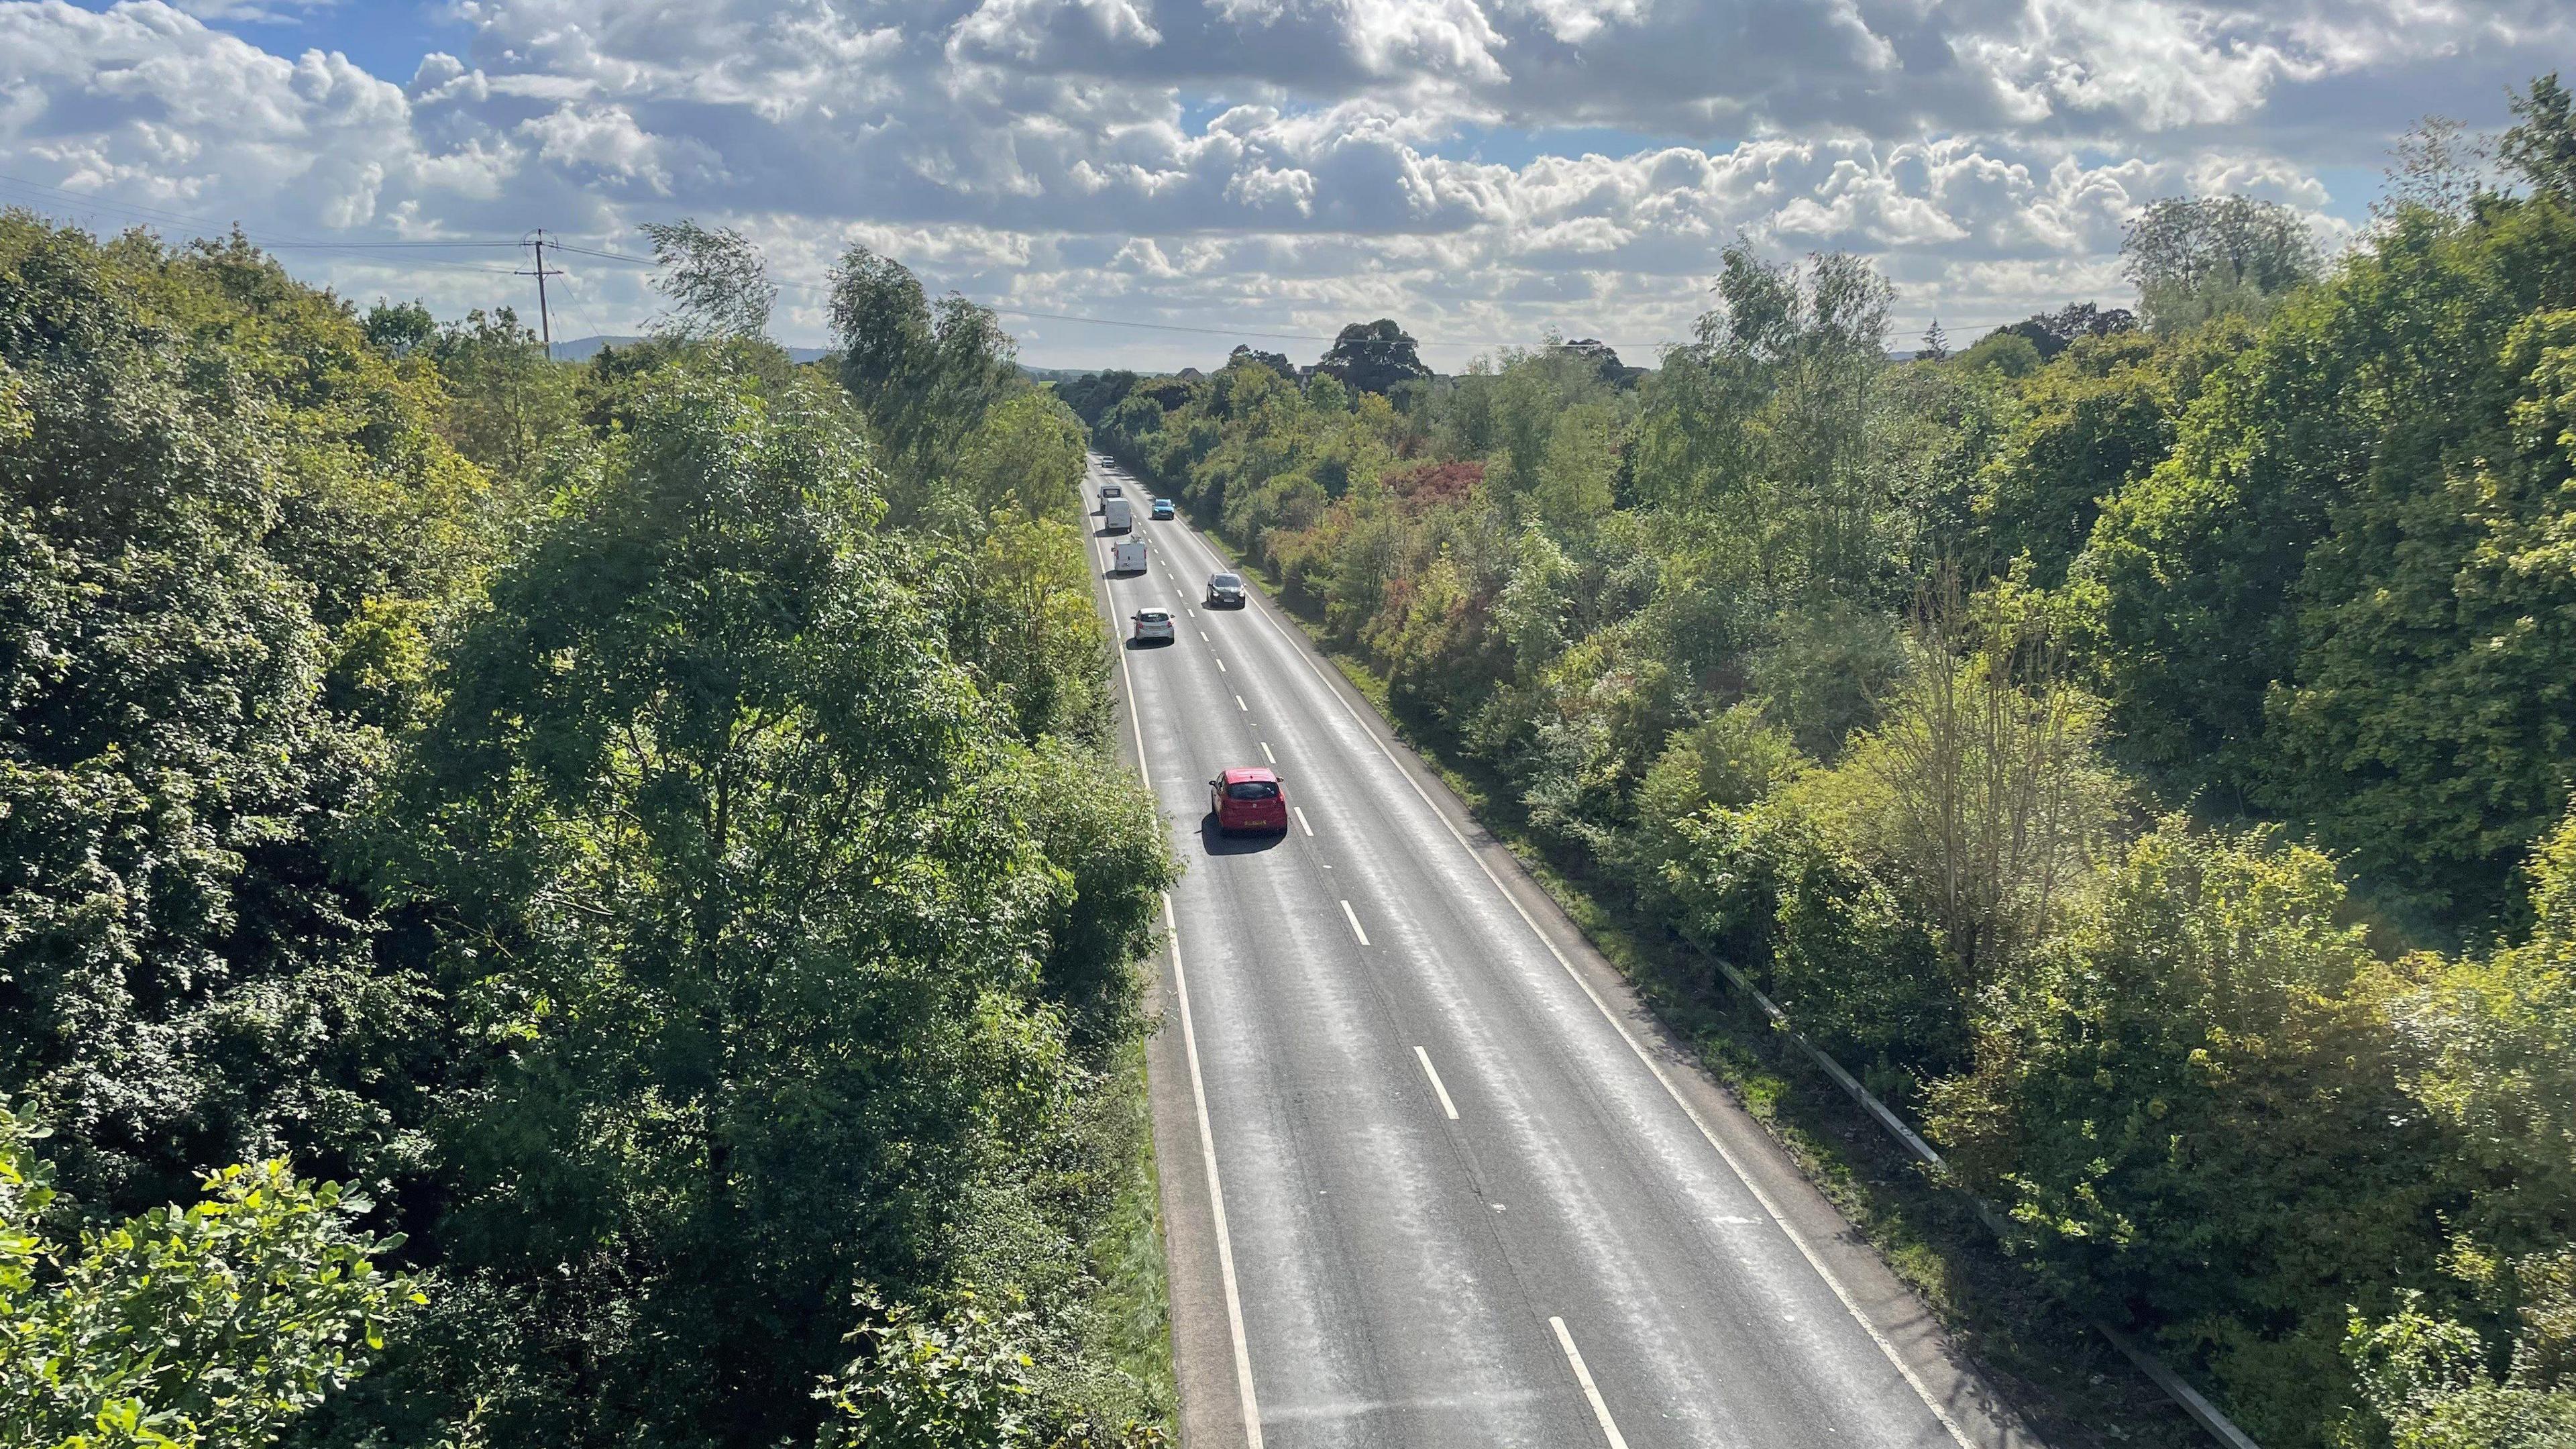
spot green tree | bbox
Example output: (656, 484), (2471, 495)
(827, 248), (1019, 498)
(642, 219), (775, 341)
(0, 215), (474, 1212)
(1973, 326), (2238, 588)
(419, 307), (580, 484)
(2124, 195), (2321, 332)
(1313, 319), (1430, 396)
(387, 358), (1169, 1445)
(2501, 73), (2576, 203)
(813, 1291), (1163, 1448)
(0, 1105), (419, 1449)
(1929, 821), (2445, 1441)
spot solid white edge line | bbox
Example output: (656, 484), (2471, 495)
(1260, 741), (1277, 765)
(1166, 895), (1267, 1449)
(1414, 1045), (1460, 1120)
(1210, 519), (1982, 1449)
(1293, 804), (1313, 837)
(1551, 1317), (1631, 1449)
(1339, 899), (1371, 947)
(1107, 505), (1264, 1447)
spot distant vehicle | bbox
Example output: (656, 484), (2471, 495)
(1209, 767), (1288, 835)
(1111, 539), (1147, 575)
(1150, 497), (1176, 520)
(1130, 606), (1174, 645)
(1103, 498), (1134, 532)
(1205, 571), (1246, 607)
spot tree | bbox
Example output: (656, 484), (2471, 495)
(1928, 821), (2447, 1440)
(1972, 327), (2231, 588)
(1982, 303), (2138, 362)
(828, 247), (1020, 495)
(423, 307), (580, 482)
(2123, 195), (2321, 331)
(642, 219), (776, 341)
(1313, 319), (1430, 395)
(1226, 343), (1291, 378)
(813, 1291), (1163, 1448)
(0, 215), (476, 1214)
(1958, 329), (2042, 376)
(1918, 319), (1950, 362)
(2502, 73), (2576, 203)
(362, 299), (436, 358)
(388, 358), (1171, 1445)
(0, 1104), (420, 1448)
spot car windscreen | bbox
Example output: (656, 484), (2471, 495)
(1224, 780), (1279, 801)
(1212, 574), (1242, 588)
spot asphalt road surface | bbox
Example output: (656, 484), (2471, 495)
(1087, 453), (2039, 1449)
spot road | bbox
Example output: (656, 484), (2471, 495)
(1085, 453), (2038, 1449)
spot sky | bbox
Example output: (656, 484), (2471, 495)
(0, 1), (2558, 372)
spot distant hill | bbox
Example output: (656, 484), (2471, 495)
(551, 334), (833, 364)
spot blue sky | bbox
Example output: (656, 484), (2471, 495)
(5, 0), (2554, 370)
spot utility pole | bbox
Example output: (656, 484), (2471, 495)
(517, 229), (566, 356)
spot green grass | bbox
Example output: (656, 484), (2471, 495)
(1081, 1034), (1178, 1434)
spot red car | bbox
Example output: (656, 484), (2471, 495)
(1209, 767), (1289, 835)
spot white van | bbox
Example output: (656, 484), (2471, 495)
(1111, 539), (1147, 574)
(1103, 497), (1134, 532)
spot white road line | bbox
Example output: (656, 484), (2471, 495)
(1235, 694), (1248, 712)
(1550, 1318), (1629, 1449)
(1293, 804), (1313, 836)
(1201, 630), (1210, 641)
(1340, 899), (1370, 946)
(1105, 502), (1263, 1442)
(1260, 741), (1277, 764)
(1216, 657), (1227, 673)
(1216, 519), (1982, 1449)
(1414, 1046), (1460, 1120)
(1166, 896), (1267, 1449)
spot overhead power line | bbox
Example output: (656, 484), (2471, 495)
(3, 174), (2070, 354)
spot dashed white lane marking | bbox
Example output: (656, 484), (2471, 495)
(1260, 741), (1277, 765)
(1201, 630), (1210, 641)
(1340, 899), (1370, 946)
(1414, 1046), (1460, 1120)
(1216, 657), (1228, 673)
(1167, 896), (1267, 1449)
(1235, 694), (1248, 712)
(1293, 804), (1313, 836)
(1550, 1318), (1629, 1449)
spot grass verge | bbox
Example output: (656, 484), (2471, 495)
(1083, 1034), (1179, 1435)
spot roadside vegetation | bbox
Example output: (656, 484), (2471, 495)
(1072, 75), (2576, 1449)
(0, 212), (1173, 1446)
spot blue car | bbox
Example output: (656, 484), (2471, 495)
(1150, 497), (1176, 520)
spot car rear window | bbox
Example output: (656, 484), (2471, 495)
(1213, 574), (1242, 588)
(1224, 780), (1279, 800)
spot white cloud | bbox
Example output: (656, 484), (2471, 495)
(0, 0), (2557, 368)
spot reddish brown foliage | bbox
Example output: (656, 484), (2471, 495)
(1382, 460), (1482, 513)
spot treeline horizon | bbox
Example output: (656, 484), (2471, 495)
(1071, 76), (2576, 1449)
